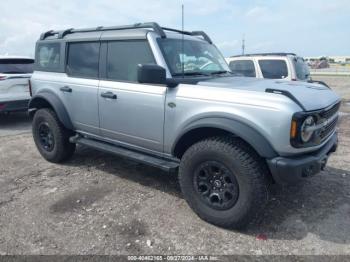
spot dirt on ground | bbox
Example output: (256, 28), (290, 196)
(0, 76), (349, 255)
(315, 75), (350, 100)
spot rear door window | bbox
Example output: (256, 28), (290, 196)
(66, 42), (100, 78)
(229, 60), (256, 77)
(258, 59), (288, 79)
(37, 43), (61, 70)
(0, 59), (34, 74)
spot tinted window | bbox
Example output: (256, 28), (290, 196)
(229, 60), (256, 77)
(0, 59), (34, 74)
(294, 57), (310, 80)
(107, 41), (155, 82)
(37, 43), (60, 70)
(258, 60), (288, 79)
(67, 42), (100, 78)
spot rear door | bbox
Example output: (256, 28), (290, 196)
(61, 41), (101, 135)
(98, 39), (166, 153)
(0, 58), (34, 101)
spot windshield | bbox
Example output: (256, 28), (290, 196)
(0, 59), (34, 74)
(157, 38), (230, 76)
(294, 57), (310, 80)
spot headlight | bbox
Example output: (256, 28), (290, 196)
(291, 104), (339, 148)
(300, 116), (315, 142)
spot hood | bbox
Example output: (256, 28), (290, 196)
(198, 77), (340, 111)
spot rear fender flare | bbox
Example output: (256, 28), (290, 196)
(28, 91), (73, 130)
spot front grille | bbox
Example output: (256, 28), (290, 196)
(319, 116), (338, 140)
(320, 102), (340, 119)
(318, 102), (340, 141)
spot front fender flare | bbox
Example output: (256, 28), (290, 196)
(172, 117), (277, 158)
(28, 91), (73, 130)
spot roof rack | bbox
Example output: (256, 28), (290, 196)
(40, 22), (165, 40)
(231, 52), (297, 57)
(39, 22), (213, 44)
(161, 27), (212, 44)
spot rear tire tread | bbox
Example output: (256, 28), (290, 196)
(32, 108), (75, 163)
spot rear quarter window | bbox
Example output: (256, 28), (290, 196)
(258, 59), (288, 79)
(36, 43), (61, 71)
(0, 59), (34, 74)
(229, 60), (256, 77)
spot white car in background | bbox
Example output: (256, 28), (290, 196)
(226, 53), (311, 81)
(0, 56), (34, 113)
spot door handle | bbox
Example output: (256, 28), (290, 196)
(60, 86), (72, 93)
(101, 91), (117, 99)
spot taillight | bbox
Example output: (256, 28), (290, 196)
(0, 76), (7, 81)
(28, 79), (32, 97)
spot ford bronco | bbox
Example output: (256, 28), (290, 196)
(29, 23), (340, 228)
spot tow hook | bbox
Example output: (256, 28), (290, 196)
(320, 157), (328, 171)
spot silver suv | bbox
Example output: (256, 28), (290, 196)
(29, 23), (340, 229)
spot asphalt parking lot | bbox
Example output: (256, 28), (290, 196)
(0, 76), (349, 255)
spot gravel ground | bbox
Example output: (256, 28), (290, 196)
(315, 75), (350, 100)
(0, 112), (31, 137)
(0, 76), (349, 255)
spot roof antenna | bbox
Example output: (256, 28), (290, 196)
(241, 34), (245, 55)
(181, 4), (185, 78)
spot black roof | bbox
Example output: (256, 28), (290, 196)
(231, 52), (297, 57)
(39, 22), (212, 44)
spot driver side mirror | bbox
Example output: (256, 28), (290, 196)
(137, 64), (166, 85)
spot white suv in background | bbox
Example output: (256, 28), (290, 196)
(0, 56), (34, 113)
(226, 53), (311, 81)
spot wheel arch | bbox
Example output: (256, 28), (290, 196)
(172, 117), (277, 159)
(28, 91), (73, 130)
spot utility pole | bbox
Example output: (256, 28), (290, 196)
(181, 4), (184, 78)
(241, 34), (245, 55)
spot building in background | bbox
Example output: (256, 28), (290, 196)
(304, 56), (350, 76)
(305, 56), (350, 64)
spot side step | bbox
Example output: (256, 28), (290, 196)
(70, 136), (179, 172)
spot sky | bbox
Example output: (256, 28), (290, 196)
(1, 0), (349, 58)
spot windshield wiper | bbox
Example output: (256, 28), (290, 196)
(209, 70), (232, 75)
(173, 72), (210, 77)
(1, 71), (29, 74)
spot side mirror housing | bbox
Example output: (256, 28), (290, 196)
(137, 64), (166, 85)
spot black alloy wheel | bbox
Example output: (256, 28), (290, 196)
(193, 161), (239, 210)
(38, 122), (55, 152)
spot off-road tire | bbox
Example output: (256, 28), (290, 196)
(179, 136), (269, 229)
(32, 108), (75, 163)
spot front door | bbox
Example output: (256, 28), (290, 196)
(98, 39), (166, 153)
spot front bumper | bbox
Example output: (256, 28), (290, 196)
(0, 99), (30, 112)
(267, 132), (338, 184)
